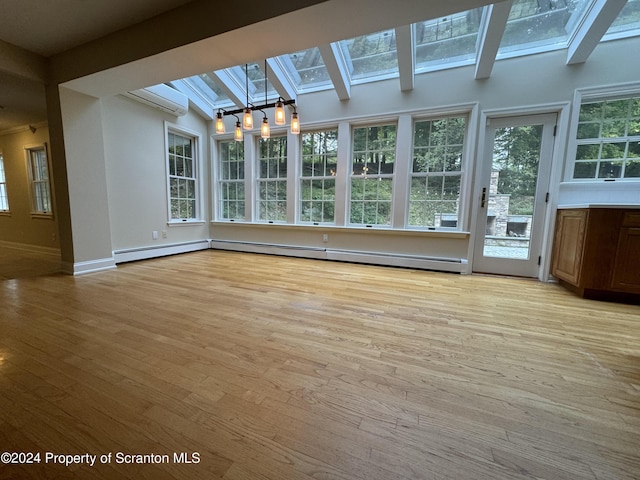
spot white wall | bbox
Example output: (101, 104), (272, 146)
(102, 94), (210, 254)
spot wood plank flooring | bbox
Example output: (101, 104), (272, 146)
(1, 250), (639, 479)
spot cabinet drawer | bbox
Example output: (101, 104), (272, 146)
(622, 211), (640, 227)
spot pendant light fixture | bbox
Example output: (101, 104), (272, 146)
(215, 60), (300, 141)
(242, 63), (253, 130)
(215, 110), (225, 134)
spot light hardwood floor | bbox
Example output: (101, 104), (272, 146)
(1, 250), (639, 479)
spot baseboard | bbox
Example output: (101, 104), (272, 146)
(113, 240), (210, 264)
(326, 249), (466, 273)
(64, 257), (117, 275)
(210, 240), (465, 273)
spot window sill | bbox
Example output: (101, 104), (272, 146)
(167, 220), (206, 227)
(0, 211), (11, 217)
(210, 221), (470, 238)
(31, 212), (53, 219)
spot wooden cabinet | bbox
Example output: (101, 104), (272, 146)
(552, 208), (640, 303)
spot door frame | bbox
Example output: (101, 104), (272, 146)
(468, 104), (571, 281)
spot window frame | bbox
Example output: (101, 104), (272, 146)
(217, 139), (246, 221)
(25, 144), (53, 218)
(407, 114), (468, 230)
(165, 124), (203, 224)
(256, 134), (288, 223)
(348, 122), (398, 227)
(567, 84), (640, 182)
(299, 128), (339, 225)
(0, 153), (9, 214)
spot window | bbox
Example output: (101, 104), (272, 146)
(26, 146), (52, 215)
(300, 130), (338, 223)
(339, 29), (399, 83)
(0, 154), (8, 212)
(498, 0), (592, 57)
(573, 96), (640, 179)
(219, 140), (245, 220)
(350, 124), (396, 226)
(414, 9), (483, 72)
(167, 131), (198, 220)
(409, 116), (466, 228)
(257, 136), (287, 222)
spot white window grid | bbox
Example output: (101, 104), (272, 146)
(573, 96), (640, 179)
(409, 116), (466, 228)
(219, 140), (245, 220)
(168, 131), (197, 220)
(300, 129), (338, 224)
(0, 154), (8, 212)
(27, 146), (52, 214)
(257, 136), (287, 222)
(350, 124), (396, 226)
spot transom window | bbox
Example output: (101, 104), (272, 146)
(167, 131), (198, 220)
(300, 130), (338, 224)
(257, 136), (287, 222)
(573, 95), (640, 179)
(26, 146), (52, 215)
(219, 140), (245, 220)
(350, 124), (396, 226)
(409, 116), (466, 228)
(0, 154), (8, 212)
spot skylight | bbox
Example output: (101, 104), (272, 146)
(414, 8), (483, 72)
(279, 47), (332, 93)
(605, 0), (640, 39)
(238, 63), (279, 103)
(170, 1), (640, 118)
(338, 28), (399, 83)
(497, 0), (592, 58)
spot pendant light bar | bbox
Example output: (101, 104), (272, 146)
(216, 62), (300, 141)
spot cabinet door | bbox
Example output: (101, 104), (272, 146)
(552, 209), (588, 286)
(611, 227), (640, 293)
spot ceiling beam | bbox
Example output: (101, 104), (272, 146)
(566, 0), (627, 65)
(475, 1), (512, 80)
(0, 39), (47, 83)
(264, 58), (297, 102)
(169, 79), (214, 120)
(395, 25), (414, 92)
(318, 43), (351, 101)
(208, 70), (247, 110)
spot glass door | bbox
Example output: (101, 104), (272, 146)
(473, 113), (556, 277)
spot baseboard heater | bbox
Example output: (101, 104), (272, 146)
(114, 240), (210, 264)
(210, 240), (466, 273)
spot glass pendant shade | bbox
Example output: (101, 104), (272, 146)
(234, 122), (243, 142)
(215, 112), (225, 134)
(290, 112), (300, 134)
(261, 117), (270, 139)
(243, 108), (253, 130)
(274, 101), (286, 125)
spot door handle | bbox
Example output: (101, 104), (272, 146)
(481, 187), (487, 208)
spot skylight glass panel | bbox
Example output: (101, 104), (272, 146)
(414, 8), (483, 72)
(246, 62), (279, 103)
(498, 0), (592, 57)
(339, 29), (399, 83)
(197, 74), (232, 106)
(605, 0), (640, 39)
(280, 47), (332, 92)
(181, 74), (234, 109)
